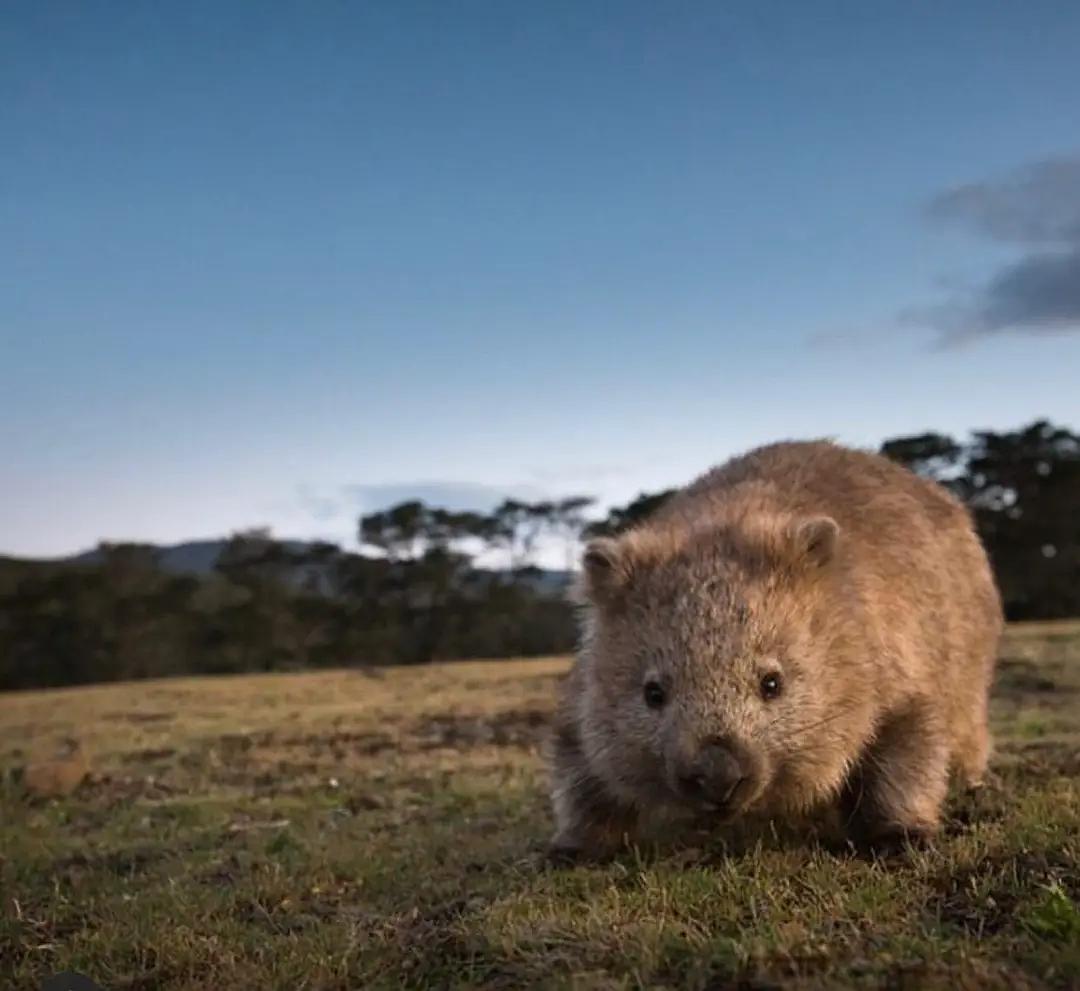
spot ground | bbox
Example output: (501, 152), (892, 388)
(1, 623), (1079, 991)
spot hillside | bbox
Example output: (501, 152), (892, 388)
(2, 622), (1079, 989)
(3, 539), (573, 593)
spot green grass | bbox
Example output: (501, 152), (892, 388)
(2, 624), (1079, 989)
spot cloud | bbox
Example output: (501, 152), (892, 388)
(911, 155), (1080, 342)
(295, 485), (343, 522)
(343, 480), (547, 514)
(967, 248), (1080, 335)
(925, 157), (1080, 246)
(528, 463), (632, 487)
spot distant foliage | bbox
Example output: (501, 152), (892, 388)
(583, 489), (678, 538)
(0, 499), (587, 690)
(882, 420), (1080, 621)
(1, 420), (1077, 689)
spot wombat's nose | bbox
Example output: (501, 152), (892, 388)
(675, 738), (747, 806)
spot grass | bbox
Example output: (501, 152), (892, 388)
(1, 622), (1079, 990)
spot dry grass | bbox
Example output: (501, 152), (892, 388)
(1, 626), (1079, 990)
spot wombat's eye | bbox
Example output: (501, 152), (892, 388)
(643, 680), (666, 709)
(760, 673), (783, 700)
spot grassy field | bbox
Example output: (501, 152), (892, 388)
(2, 624), (1079, 990)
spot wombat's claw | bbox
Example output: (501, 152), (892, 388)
(855, 826), (936, 860)
(964, 768), (1000, 794)
(544, 843), (585, 867)
(545, 832), (623, 866)
(819, 836), (862, 859)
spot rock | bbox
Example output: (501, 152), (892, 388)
(22, 739), (90, 798)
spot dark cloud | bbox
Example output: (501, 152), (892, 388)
(926, 157), (1080, 246)
(913, 155), (1080, 342)
(976, 247), (1080, 332)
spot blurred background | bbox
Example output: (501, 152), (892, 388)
(3, 2), (1079, 689)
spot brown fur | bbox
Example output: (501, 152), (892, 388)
(549, 440), (1002, 857)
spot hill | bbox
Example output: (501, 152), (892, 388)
(5, 538), (573, 593)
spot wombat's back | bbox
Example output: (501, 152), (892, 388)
(653, 439), (1002, 745)
(658, 439), (964, 538)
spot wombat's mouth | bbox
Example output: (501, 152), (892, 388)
(703, 797), (746, 821)
(679, 797), (744, 827)
(689, 776), (760, 821)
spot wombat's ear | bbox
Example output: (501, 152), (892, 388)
(581, 537), (627, 603)
(790, 516), (839, 568)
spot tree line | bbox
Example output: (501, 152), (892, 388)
(1, 419), (1077, 690)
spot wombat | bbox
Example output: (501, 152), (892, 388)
(549, 440), (1002, 857)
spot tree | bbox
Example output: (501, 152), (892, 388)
(879, 432), (964, 487)
(489, 499), (546, 570)
(359, 502), (427, 560)
(882, 420), (1080, 620)
(584, 489), (677, 539)
(359, 502), (493, 562)
(961, 421), (1080, 619)
(214, 529), (305, 671)
(548, 496), (596, 570)
(4, 418), (1077, 693)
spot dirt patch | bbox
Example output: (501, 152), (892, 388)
(190, 712), (550, 769)
(51, 845), (170, 878)
(214, 731), (262, 754)
(699, 979), (788, 991)
(208, 729), (399, 761)
(81, 772), (183, 804)
(414, 707), (550, 751)
(930, 871), (1022, 937)
(341, 792), (388, 812)
(196, 853), (243, 887)
(996, 657), (1060, 693)
(120, 747), (177, 764)
(275, 730), (399, 756)
(946, 782), (1011, 833)
(234, 896), (320, 935)
(997, 741), (1080, 780)
(927, 851), (1079, 937)
(362, 897), (535, 987)
(104, 711), (176, 724)
(344, 666), (387, 680)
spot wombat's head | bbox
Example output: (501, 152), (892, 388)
(575, 511), (859, 819)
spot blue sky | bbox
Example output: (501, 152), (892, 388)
(3, 2), (1080, 558)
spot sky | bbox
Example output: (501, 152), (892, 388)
(3, 1), (1080, 560)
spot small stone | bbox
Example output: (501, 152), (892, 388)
(22, 740), (90, 799)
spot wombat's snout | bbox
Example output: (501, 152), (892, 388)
(671, 736), (754, 810)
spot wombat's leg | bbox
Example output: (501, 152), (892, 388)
(549, 721), (637, 861)
(951, 692), (991, 790)
(841, 700), (950, 850)
(550, 773), (638, 861)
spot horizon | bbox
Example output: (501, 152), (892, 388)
(5, 3), (1080, 560)
(5, 417), (1074, 568)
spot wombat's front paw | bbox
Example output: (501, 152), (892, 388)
(545, 830), (621, 866)
(545, 838), (586, 866)
(548, 824), (626, 863)
(852, 822), (938, 859)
